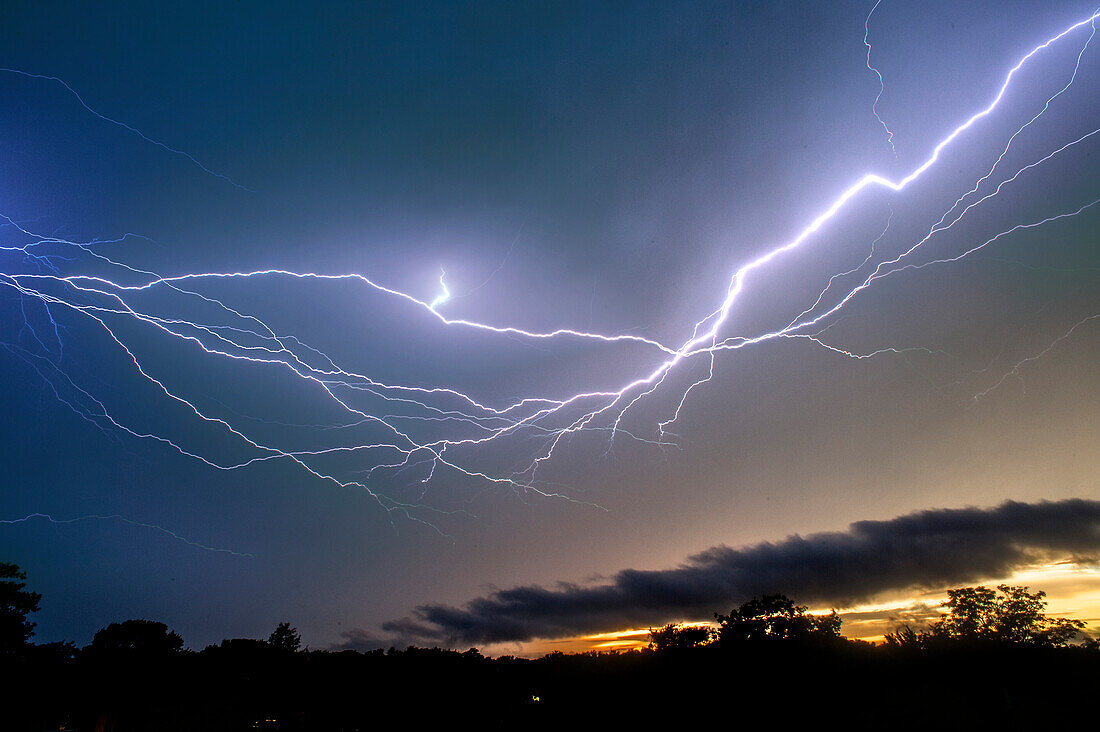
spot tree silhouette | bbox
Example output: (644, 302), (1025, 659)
(885, 584), (1086, 647)
(89, 619), (184, 654)
(0, 561), (41, 655)
(715, 594), (841, 644)
(269, 621), (302, 652)
(648, 622), (713, 651)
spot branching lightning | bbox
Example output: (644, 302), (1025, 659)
(0, 513), (254, 557)
(0, 68), (253, 191)
(2, 9), (1098, 528)
(973, 313), (1100, 400)
(864, 0), (898, 157)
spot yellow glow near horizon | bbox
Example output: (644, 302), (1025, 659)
(502, 561), (1100, 657)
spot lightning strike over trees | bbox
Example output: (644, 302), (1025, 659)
(0, 1), (1097, 667)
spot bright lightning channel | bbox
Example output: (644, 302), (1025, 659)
(1, 9), (1098, 525)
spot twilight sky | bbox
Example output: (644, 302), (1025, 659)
(1, 1), (1098, 653)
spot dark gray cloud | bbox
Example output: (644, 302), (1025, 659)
(383, 499), (1100, 645)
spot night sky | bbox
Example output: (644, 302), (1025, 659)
(2, 1), (1098, 654)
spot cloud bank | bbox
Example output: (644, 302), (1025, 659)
(377, 499), (1100, 646)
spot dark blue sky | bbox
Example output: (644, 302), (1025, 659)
(1, 1), (1097, 651)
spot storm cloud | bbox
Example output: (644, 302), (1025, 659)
(384, 499), (1100, 645)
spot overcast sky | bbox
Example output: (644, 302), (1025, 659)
(1, 1), (1097, 651)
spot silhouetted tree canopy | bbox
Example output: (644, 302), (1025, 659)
(269, 621), (302, 652)
(89, 619), (184, 655)
(0, 561), (41, 655)
(715, 594), (841, 645)
(1, 571), (1099, 731)
(885, 584), (1087, 648)
(648, 623), (713, 652)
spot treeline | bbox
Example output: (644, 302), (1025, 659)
(647, 586), (1094, 651)
(4, 562), (1099, 730)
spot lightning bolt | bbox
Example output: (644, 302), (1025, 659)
(973, 314), (1100, 400)
(864, 0), (898, 157)
(429, 267), (451, 310)
(0, 513), (255, 557)
(0, 68), (252, 191)
(1, 9), (1098, 528)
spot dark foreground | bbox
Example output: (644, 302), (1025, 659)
(8, 640), (1098, 731)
